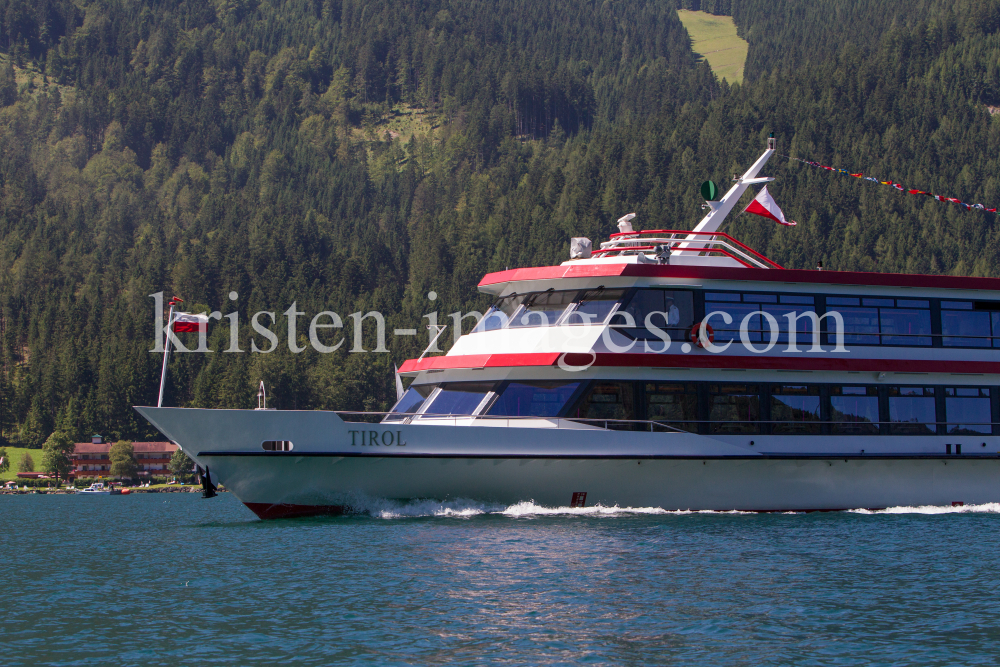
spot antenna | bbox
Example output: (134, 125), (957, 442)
(678, 134), (777, 250)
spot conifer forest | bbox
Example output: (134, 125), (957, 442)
(2, 0), (1000, 444)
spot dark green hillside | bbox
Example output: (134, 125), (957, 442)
(1, 0), (1000, 445)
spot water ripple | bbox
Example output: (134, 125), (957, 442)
(2, 494), (999, 666)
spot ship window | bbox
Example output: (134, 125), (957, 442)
(708, 384), (759, 434)
(879, 305), (932, 346)
(825, 297), (931, 346)
(645, 383), (698, 432)
(474, 294), (527, 332)
(422, 382), (495, 417)
(942, 301), (994, 347)
(770, 385), (821, 435)
(565, 288), (626, 325)
(705, 292), (741, 302)
(828, 386), (879, 435)
(703, 292), (815, 344)
(509, 290), (577, 328)
(486, 381), (581, 417)
(383, 384), (437, 422)
(570, 382), (636, 428)
(742, 293), (778, 303)
(888, 387), (937, 435)
(261, 441), (294, 451)
(612, 290), (694, 341)
(780, 295), (815, 304)
(944, 387), (991, 434)
(833, 305), (880, 344)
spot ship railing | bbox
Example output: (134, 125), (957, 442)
(712, 328), (1000, 344)
(337, 411), (687, 432)
(338, 412), (1000, 436)
(593, 229), (783, 270)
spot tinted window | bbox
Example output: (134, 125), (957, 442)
(383, 384), (437, 422)
(570, 382), (636, 426)
(888, 386), (936, 435)
(771, 385), (821, 435)
(704, 292), (814, 344)
(828, 386), (879, 435)
(423, 383), (495, 416)
(645, 382), (698, 432)
(487, 381), (581, 417)
(704, 298), (760, 342)
(474, 294), (527, 332)
(941, 304), (991, 347)
(835, 306), (880, 345)
(565, 288), (626, 325)
(826, 297), (931, 346)
(509, 290), (577, 328)
(945, 387), (991, 434)
(709, 384), (759, 434)
(613, 289), (694, 340)
(879, 307), (932, 346)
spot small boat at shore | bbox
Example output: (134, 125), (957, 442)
(76, 482), (126, 495)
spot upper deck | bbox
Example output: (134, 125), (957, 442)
(400, 137), (1000, 378)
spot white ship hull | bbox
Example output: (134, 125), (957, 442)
(135, 406), (1000, 518)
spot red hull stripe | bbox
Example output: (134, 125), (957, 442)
(400, 352), (1000, 375)
(244, 502), (347, 520)
(478, 264), (1000, 291)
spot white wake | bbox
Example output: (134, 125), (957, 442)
(850, 503), (1000, 515)
(339, 496), (755, 519)
(340, 496), (1000, 519)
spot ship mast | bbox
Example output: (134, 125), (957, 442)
(678, 134), (776, 249)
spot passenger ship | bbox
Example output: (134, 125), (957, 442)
(136, 137), (1000, 518)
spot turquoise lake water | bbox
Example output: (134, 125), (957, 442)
(3, 493), (1000, 665)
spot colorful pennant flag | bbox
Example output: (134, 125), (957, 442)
(782, 154), (997, 215)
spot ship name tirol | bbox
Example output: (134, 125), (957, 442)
(349, 430), (407, 447)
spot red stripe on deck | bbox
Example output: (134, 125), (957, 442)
(399, 352), (1000, 375)
(398, 352), (560, 373)
(479, 265), (1000, 291)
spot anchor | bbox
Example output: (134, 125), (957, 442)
(200, 466), (218, 499)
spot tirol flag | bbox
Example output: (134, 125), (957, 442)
(172, 312), (209, 333)
(743, 186), (797, 226)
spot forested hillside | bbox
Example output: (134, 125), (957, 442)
(1, 0), (1000, 445)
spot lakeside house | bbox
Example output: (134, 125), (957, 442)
(9, 435), (178, 480)
(70, 435), (177, 477)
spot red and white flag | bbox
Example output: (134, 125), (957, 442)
(744, 186), (797, 226)
(172, 312), (209, 333)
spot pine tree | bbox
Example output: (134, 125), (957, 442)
(0, 61), (16, 106)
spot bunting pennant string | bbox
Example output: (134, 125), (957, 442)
(780, 154), (997, 214)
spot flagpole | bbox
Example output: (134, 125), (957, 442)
(157, 304), (174, 408)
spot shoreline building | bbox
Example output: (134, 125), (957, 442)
(70, 435), (177, 478)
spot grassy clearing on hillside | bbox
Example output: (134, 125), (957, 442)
(0, 54), (75, 101)
(0, 447), (44, 481)
(352, 103), (439, 143)
(677, 10), (748, 84)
